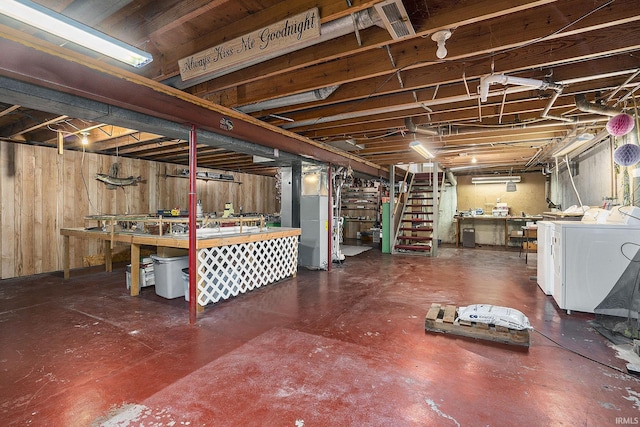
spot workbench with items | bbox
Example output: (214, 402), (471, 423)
(61, 214), (300, 311)
(454, 210), (543, 248)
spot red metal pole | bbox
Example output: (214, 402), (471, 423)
(327, 164), (332, 272)
(189, 125), (197, 325)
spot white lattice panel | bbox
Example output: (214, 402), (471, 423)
(195, 236), (298, 306)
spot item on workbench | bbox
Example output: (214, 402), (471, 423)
(222, 202), (234, 218)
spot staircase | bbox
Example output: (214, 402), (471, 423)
(393, 172), (439, 256)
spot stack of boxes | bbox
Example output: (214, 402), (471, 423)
(126, 257), (155, 289)
(492, 203), (509, 217)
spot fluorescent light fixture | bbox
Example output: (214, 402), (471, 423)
(0, 0), (153, 68)
(409, 141), (434, 160)
(253, 155), (275, 163)
(552, 132), (594, 158)
(471, 176), (521, 184)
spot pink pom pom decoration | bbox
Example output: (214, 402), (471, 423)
(613, 144), (640, 167)
(606, 113), (635, 137)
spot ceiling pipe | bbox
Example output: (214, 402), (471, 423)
(164, 9), (383, 90)
(445, 170), (457, 186)
(574, 94), (619, 117)
(404, 117), (439, 136)
(541, 88), (576, 123)
(478, 73), (562, 103)
(284, 84), (566, 129)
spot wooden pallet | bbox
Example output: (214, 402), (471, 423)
(424, 303), (530, 347)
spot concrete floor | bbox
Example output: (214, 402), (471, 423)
(1, 245), (639, 426)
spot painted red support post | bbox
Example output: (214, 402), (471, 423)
(327, 164), (332, 272)
(189, 125), (197, 325)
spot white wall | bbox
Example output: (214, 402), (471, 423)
(438, 183), (457, 243)
(551, 139), (616, 210)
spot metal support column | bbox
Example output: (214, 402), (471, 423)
(389, 165), (396, 254)
(188, 125), (197, 325)
(327, 164), (333, 271)
(291, 161), (302, 228)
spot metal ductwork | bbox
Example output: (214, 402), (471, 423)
(404, 117), (439, 136)
(372, 0), (416, 39)
(238, 85), (339, 114)
(446, 170), (457, 186)
(574, 94), (620, 117)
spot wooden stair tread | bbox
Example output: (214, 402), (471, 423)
(399, 227), (433, 232)
(396, 236), (433, 241)
(394, 244), (432, 251)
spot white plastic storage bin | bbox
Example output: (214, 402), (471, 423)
(151, 255), (189, 299)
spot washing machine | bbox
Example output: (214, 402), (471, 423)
(552, 220), (640, 314)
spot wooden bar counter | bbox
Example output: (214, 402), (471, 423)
(61, 220), (300, 309)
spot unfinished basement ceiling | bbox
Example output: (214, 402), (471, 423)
(0, 0), (639, 177)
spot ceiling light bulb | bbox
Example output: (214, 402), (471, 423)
(431, 29), (451, 60)
(81, 132), (88, 145)
(471, 156), (477, 163)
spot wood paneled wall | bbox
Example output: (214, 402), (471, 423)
(0, 142), (277, 279)
(456, 172), (547, 216)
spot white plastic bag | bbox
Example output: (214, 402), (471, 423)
(457, 304), (532, 330)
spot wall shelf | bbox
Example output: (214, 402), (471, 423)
(340, 186), (381, 239)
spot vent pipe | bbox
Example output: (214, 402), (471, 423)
(404, 117), (439, 136)
(478, 73), (562, 103)
(574, 94), (619, 117)
(446, 170), (457, 186)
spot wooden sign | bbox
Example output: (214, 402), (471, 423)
(179, 8), (320, 82)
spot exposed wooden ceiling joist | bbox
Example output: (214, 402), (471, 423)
(0, 0), (637, 177)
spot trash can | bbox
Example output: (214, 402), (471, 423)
(462, 228), (475, 248)
(151, 254), (189, 299)
(181, 268), (190, 301)
(370, 227), (381, 244)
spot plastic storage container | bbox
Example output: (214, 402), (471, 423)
(151, 255), (189, 299)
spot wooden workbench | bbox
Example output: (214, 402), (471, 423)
(454, 215), (543, 247)
(61, 226), (301, 308)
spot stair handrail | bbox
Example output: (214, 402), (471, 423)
(394, 168), (412, 217)
(392, 172), (414, 251)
